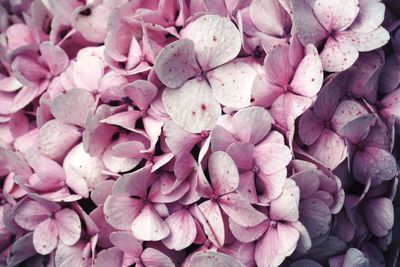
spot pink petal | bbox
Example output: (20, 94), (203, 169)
(255, 227), (279, 267)
(229, 219), (269, 243)
(269, 180), (300, 222)
(14, 200), (51, 230)
(207, 61), (257, 108)
(276, 222), (300, 255)
(313, 0), (359, 32)
(263, 44), (293, 86)
(72, 4), (110, 43)
(55, 209), (81, 246)
(103, 195), (144, 230)
(351, 0), (385, 32)
(91, 180), (115, 206)
(154, 39), (200, 89)
(219, 193), (267, 227)
(250, 0), (291, 36)
(38, 120), (81, 160)
(162, 209), (197, 250)
(26, 150), (66, 185)
(335, 27), (390, 52)
(232, 107), (272, 144)
(210, 125), (237, 152)
(131, 204), (170, 241)
(39, 41), (69, 76)
(101, 110), (143, 132)
(103, 140), (143, 173)
(188, 251), (245, 267)
(112, 165), (151, 198)
(226, 142), (255, 170)
(123, 80), (158, 110)
(181, 14), (241, 70)
(141, 248), (175, 267)
(164, 121), (200, 155)
(320, 38), (359, 72)
(209, 151), (240, 196)
(55, 241), (88, 267)
(33, 218), (58, 255)
(308, 129), (346, 170)
(50, 88), (95, 127)
(197, 200), (225, 247)
(331, 100), (369, 133)
(93, 247), (123, 267)
(11, 56), (49, 85)
(290, 0), (328, 46)
(258, 168), (287, 201)
(162, 79), (221, 133)
(64, 143), (107, 192)
(109, 231), (142, 258)
(73, 55), (104, 91)
(290, 44), (323, 97)
(298, 110), (324, 145)
(253, 142), (292, 175)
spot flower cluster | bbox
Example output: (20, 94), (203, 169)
(0, 0), (399, 267)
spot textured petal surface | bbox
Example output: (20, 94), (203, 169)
(33, 218), (58, 255)
(162, 79), (221, 133)
(181, 15), (241, 70)
(162, 209), (197, 250)
(55, 209), (81, 246)
(154, 39), (200, 89)
(189, 251), (245, 267)
(209, 151), (240, 196)
(207, 61), (257, 108)
(131, 204), (170, 241)
(51, 89), (95, 127)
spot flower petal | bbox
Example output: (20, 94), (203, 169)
(154, 39), (200, 89)
(131, 204), (170, 241)
(181, 14), (241, 70)
(162, 79), (221, 133)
